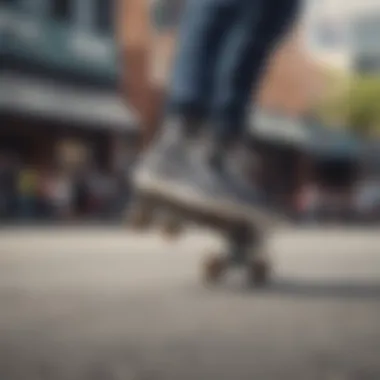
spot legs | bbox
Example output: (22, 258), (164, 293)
(168, 0), (242, 120)
(168, 0), (300, 137)
(211, 0), (300, 140)
(133, 0), (300, 222)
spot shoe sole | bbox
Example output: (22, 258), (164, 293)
(132, 171), (288, 230)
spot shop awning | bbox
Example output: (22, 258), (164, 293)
(305, 124), (364, 159)
(0, 72), (139, 132)
(249, 110), (363, 159)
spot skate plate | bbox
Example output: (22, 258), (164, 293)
(126, 189), (276, 286)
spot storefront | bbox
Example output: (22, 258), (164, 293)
(249, 112), (363, 217)
(0, 71), (140, 221)
(0, 71), (139, 172)
(249, 111), (311, 213)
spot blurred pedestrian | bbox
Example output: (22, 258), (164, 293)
(51, 172), (73, 220)
(17, 165), (38, 219)
(298, 182), (319, 223)
(0, 154), (17, 220)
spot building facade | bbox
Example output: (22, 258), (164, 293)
(351, 13), (380, 74)
(305, 0), (380, 74)
(1, 0), (138, 172)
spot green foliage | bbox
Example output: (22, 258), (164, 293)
(317, 72), (380, 136)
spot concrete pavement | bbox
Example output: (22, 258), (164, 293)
(0, 226), (379, 379)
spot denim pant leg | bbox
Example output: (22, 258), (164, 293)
(167, 0), (242, 120)
(211, 0), (300, 140)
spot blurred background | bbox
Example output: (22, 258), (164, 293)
(1, 2), (380, 379)
(0, 0), (139, 224)
(1, 0), (380, 225)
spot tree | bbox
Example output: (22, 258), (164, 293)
(317, 72), (380, 136)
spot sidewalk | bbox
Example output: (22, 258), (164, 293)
(0, 217), (125, 229)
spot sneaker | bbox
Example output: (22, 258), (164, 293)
(133, 119), (283, 226)
(183, 134), (283, 224)
(132, 116), (199, 198)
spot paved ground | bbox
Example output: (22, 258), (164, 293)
(0, 226), (380, 380)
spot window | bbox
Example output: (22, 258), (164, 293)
(313, 18), (347, 50)
(94, 0), (114, 34)
(50, 0), (71, 23)
(355, 55), (380, 75)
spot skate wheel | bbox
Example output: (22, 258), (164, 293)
(247, 257), (270, 287)
(202, 254), (227, 284)
(127, 201), (154, 231)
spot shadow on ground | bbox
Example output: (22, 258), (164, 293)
(265, 279), (380, 300)
(202, 277), (380, 300)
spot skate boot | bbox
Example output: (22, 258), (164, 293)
(132, 120), (284, 226)
(132, 115), (201, 200)
(185, 132), (284, 225)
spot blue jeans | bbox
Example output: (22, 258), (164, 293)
(168, 0), (300, 140)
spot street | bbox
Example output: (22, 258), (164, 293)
(0, 226), (380, 379)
